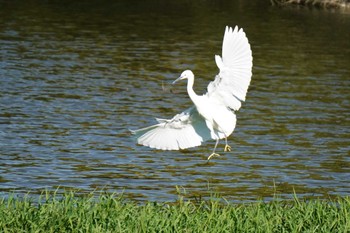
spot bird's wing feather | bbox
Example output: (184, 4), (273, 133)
(207, 26), (253, 111)
(131, 107), (212, 150)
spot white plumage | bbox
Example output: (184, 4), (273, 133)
(132, 26), (253, 160)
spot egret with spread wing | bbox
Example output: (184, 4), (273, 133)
(132, 26), (253, 160)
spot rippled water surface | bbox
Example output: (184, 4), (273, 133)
(0, 0), (349, 202)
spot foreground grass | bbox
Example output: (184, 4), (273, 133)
(0, 192), (349, 233)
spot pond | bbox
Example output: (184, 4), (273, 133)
(0, 0), (349, 202)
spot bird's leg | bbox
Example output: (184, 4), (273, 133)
(224, 137), (231, 152)
(207, 138), (220, 160)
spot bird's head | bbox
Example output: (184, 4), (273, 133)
(173, 70), (194, 84)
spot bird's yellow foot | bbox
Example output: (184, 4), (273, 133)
(207, 153), (221, 160)
(224, 144), (231, 152)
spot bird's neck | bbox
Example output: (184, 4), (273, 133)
(187, 76), (200, 104)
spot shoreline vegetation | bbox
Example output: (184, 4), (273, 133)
(0, 192), (349, 232)
(271, 0), (350, 9)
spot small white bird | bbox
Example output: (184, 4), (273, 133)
(132, 26), (253, 160)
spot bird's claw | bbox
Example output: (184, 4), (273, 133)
(207, 153), (221, 160)
(224, 144), (231, 152)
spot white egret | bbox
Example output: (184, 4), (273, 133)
(132, 26), (253, 160)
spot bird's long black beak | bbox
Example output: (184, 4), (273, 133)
(172, 76), (183, 84)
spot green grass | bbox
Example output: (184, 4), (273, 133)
(0, 191), (349, 233)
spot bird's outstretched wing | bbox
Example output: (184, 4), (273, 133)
(131, 107), (212, 150)
(207, 26), (253, 111)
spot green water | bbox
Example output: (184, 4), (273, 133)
(0, 0), (349, 201)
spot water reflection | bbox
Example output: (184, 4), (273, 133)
(0, 0), (349, 202)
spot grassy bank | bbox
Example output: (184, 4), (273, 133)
(0, 192), (349, 232)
